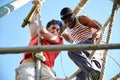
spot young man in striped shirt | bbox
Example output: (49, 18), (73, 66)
(60, 7), (102, 80)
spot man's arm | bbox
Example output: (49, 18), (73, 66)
(62, 33), (73, 43)
(38, 26), (61, 44)
(79, 15), (102, 44)
(29, 8), (39, 38)
(78, 15), (102, 30)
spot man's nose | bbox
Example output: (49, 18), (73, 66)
(53, 29), (59, 34)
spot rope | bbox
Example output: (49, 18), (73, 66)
(31, 0), (45, 80)
(108, 55), (120, 67)
(99, 0), (119, 79)
(88, 0), (120, 61)
(67, 0), (120, 79)
(60, 53), (68, 78)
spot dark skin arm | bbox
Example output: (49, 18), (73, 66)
(62, 33), (73, 43)
(78, 15), (102, 44)
(78, 15), (101, 30)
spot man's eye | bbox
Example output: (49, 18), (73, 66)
(52, 27), (56, 29)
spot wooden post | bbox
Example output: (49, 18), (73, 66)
(0, 0), (30, 18)
(21, 4), (37, 28)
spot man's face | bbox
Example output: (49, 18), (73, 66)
(47, 24), (60, 35)
(63, 15), (76, 29)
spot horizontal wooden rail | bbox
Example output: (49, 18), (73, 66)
(0, 44), (120, 54)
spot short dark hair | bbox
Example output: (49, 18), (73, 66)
(46, 19), (63, 31)
(60, 7), (73, 20)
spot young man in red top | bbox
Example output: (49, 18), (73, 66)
(15, 8), (63, 80)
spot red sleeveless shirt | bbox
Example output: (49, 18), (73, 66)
(20, 34), (63, 68)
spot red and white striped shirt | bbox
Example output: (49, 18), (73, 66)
(67, 16), (97, 44)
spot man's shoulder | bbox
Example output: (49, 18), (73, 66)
(77, 15), (89, 19)
(77, 15), (89, 24)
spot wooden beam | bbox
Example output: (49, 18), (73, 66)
(0, 0), (30, 18)
(0, 44), (120, 54)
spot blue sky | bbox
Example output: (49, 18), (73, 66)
(0, 0), (120, 80)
